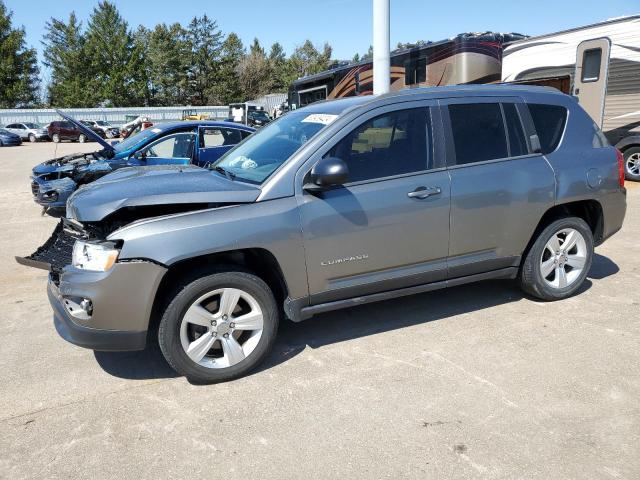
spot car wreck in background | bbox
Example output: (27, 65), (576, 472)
(31, 111), (254, 213)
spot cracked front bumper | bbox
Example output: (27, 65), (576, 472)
(30, 176), (76, 208)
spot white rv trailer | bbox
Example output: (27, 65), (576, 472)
(502, 15), (640, 180)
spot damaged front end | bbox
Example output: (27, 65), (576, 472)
(15, 218), (91, 281)
(31, 152), (113, 211)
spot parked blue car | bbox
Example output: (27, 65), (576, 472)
(0, 128), (23, 147)
(31, 111), (254, 212)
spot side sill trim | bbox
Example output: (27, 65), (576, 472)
(287, 267), (518, 322)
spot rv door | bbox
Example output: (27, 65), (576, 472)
(573, 38), (611, 126)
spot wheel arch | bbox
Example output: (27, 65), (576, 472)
(521, 199), (604, 267)
(148, 247), (289, 331)
(615, 136), (640, 153)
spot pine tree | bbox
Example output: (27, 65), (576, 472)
(185, 15), (223, 105)
(146, 23), (190, 105)
(0, 0), (39, 107)
(211, 32), (244, 104)
(83, 1), (139, 106)
(267, 42), (288, 92)
(42, 12), (88, 107)
(237, 38), (271, 100)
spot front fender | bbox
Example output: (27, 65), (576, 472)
(107, 197), (309, 299)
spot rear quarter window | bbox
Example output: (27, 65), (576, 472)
(527, 103), (568, 154)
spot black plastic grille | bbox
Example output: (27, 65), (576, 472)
(31, 181), (39, 196)
(24, 221), (82, 273)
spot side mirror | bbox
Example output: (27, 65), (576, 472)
(529, 134), (542, 154)
(305, 156), (349, 192)
(134, 150), (147, 161)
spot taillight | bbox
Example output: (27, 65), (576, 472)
(616, 149), (625, 187)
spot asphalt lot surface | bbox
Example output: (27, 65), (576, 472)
(0, 142), (638, 479)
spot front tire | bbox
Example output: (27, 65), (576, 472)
(78, 134), (86, 143)
(158, 270), (279, 383)
(29, 134), (36, 143)
(519, 217), (593, 301)
(52, 134), (60, 143)
(623, 146), (640, 181)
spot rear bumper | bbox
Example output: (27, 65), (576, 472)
(600, 187), (627, 244)
(47, 261), (167, 351)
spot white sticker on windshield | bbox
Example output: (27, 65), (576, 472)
(301, 114), (338, 125)
(151, 128), (162, 133)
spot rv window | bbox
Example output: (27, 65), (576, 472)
(502, 103), (528, 157)
(527, 104), (568, 154)
(405, 57), (427, 85)
(581, 48), (602, 82)
(327, 107), (432, 182)
(448, 103), (508, 165)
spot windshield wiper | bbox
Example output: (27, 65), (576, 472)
(213, 165), (235, 181)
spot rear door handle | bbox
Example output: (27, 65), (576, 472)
(407, 186), (441, 199)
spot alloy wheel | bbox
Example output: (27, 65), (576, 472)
(540, 228), (587, 289)
(179, 288), (264, 369)
(626, 152), (640, 176)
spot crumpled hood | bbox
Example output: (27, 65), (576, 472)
(67, 165), (261, 222)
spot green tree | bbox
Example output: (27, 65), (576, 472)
(0, 0), (39, 107)
(186, 15), (223, 105)
(42, 12), (88, 107)
(146, 23), (190, 105)
(267, 42), (288, 92)
(211, 32), (244, 104)
(286, 40), (332, 85)
(83, 1), (140, 106)
(237, 38), (271, 100)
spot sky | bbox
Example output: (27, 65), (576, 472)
(5, 0), (639, 73)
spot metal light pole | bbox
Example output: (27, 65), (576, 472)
(373, 0), (390, 95)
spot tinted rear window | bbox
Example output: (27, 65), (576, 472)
(448, 103), (508, 165)
(527, 104), (567, 154)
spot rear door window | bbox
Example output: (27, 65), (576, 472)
(447, 103), (508, 165)
(527, 104), (568, 154)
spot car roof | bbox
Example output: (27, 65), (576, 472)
(156, 120), (255, 132)
(298, 84), (566, 116)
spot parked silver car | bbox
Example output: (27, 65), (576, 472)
(18, 85), (627, 383)
(4, 122), (49, 142)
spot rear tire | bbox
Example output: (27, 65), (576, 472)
(623, 146), (640, 181)
(158, 270), (279, 383)
(29, 134), (36, 143)
(519, 217), (593, 301)
(52, 134), (60, 143)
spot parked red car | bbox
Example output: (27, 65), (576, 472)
(48, 120), (105, 143)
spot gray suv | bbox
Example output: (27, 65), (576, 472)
(18, 85), (627, 383)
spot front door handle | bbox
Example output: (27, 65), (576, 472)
(407, 186), (441, 199)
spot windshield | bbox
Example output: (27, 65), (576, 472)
(213, 111), (337, 184)
(113, 128), (159, 153)
(251, 111), (269, 120)
(24, 122), (40, 129)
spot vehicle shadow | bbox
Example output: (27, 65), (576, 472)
(95, 254), (618, 382)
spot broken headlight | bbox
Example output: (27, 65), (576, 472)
(72, 241), (119, 272)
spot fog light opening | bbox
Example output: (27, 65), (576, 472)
(63, 296), (93, 321)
